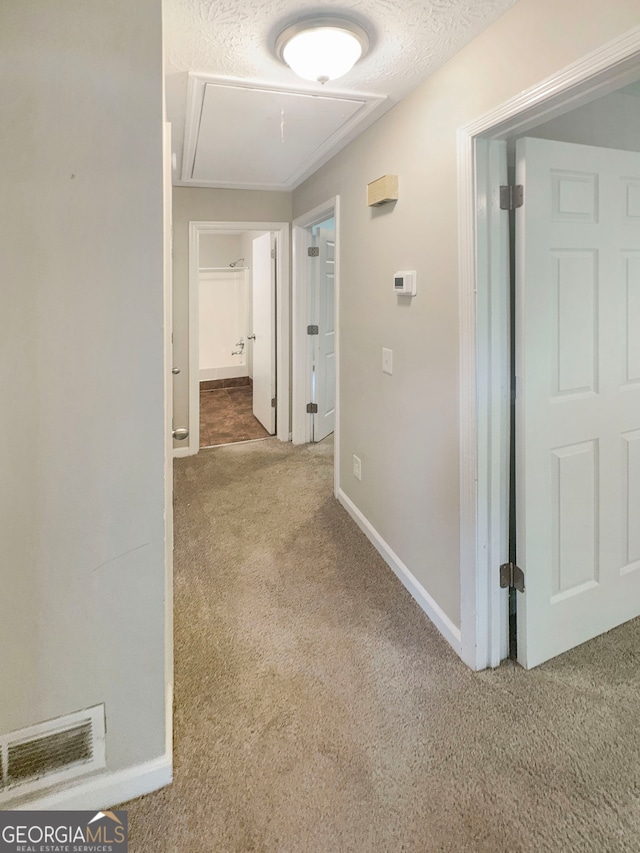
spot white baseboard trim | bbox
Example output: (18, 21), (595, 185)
(11, 754), (172, 812)
(337, 489), (462, 657)
(173, 446), (190, 458)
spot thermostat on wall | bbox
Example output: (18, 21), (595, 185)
(393, 270), (416, 296)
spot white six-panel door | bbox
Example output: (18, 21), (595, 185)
(251, 232), (276, 435)
(516, 137), (640, 668)
(313, 226), (336, 442)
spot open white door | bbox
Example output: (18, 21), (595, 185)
(516, 137), (640, 668)
(251, 232), (276, 434)
(312, 223), (336, 442)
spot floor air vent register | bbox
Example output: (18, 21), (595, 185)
(0, 705), (106, 804)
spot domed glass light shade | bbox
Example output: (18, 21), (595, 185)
(275, 17), (369, 84)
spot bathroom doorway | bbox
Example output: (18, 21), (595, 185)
(196, 228), (278, 448)
(180, 219), (289, 455)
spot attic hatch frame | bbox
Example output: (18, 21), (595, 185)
(179, 74), (386, 192)
(457, 25), (640, 671)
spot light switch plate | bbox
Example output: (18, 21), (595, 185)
(353, 455), (362, 481)
(382, 347), (393, 375)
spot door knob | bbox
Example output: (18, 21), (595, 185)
(172, 367), (180, 374)
(172, 428), (189, 440)
(247, 334), (256, 340)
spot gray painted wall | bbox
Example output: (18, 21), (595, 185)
(199, 234), (243, 268)
(292, 0), (640, 627)
(0, 0), (167, 786)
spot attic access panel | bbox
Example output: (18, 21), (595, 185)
(183, 79), (381, 190)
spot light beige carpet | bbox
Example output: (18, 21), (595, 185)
(123, 437), (640, 852)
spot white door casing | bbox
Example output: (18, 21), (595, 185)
(292, 197), (340, 500)
(162, 122), (174, 762)
(252, 232), (276, 434)
(516, 136), (640, 668)
(186, 221), (290, 454)
(312, 224), (336, 442)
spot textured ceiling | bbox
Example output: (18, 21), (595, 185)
(164, 0), (518, 188)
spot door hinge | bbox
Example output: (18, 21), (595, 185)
(307, 324), (319, 335)
(500, 184), (524, 211)
(306, 402), (318, 414)
(307, 246), (320, 257)
(271, 248), (276, 259)
(271, 397), (277, 408)
(500, 561), (525, 593)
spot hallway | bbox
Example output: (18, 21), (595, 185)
(124, 439), (640, 852)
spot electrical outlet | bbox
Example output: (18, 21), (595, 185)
(353, 454), (362, 481)
(382, 347), (393, 375)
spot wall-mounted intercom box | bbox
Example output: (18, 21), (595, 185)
(393, 270), (416, 296)
(367, 175), (398, 207)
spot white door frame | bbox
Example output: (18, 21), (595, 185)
(292, 197), (340, 496)
(162, 122), (174, 769)
(458, 26), (640, 671)
(186, 220), (290, 454)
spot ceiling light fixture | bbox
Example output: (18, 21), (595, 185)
(275, 16), (369, 85)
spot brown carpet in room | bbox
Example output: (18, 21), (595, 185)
(122, 438), (640, 852)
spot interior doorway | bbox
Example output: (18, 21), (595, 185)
(458, 28), (640, 671)
(185, 221), (290, 455)
(307, 216), (336, 443)
(196, 230), (274, 448)
(292, 198), (340, 493)
(510, 133), (640, 668)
